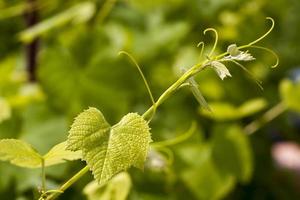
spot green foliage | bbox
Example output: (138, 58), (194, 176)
(67, 107), (152, 184)
(0, 139), (42, 168)
(280, 79), (300, 113)
(0, 139), (81, 168)
(211, 125), (253, 182)
(200, 98), (267, 121)
(43, 142), (82, 167)
(179, 144), (235, 200)
(0, 97), (11, 122)
(84, 172), (132, 200)
(19, 2), (96, 43)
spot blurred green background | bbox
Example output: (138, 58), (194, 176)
(1, 0), (300, 199)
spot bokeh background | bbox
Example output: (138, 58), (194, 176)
(1, 0), (300, 199)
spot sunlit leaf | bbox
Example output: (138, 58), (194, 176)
(0, 139), (42, 168)
(67, 107), (152, 184)
(43, 141), (82, 167)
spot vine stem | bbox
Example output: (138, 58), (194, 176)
(45, 166), (90, 200)
(244, 101), (287, 135)
(42, 17), (276, 197)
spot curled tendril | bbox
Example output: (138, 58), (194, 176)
(151, 122), (197, 148)
(118, 51), (157, 122)
(247, 45), (279, 68)
(197, 41), (205, 61)
(203, 28), (219, 58)
(248, 17), (275, 46)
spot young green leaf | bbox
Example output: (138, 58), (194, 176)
(67, 107), (152, 184)
(83, 172), (131, 200)
(226, 44), (255, 61)
(43, 141), (82, 167)
(210, 61), (232, 80)
(0, 139), (42, 168)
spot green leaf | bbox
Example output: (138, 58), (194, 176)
(67, 107), (152, 184)
(83, 172), (132, 200)
(280, 79), (300, 113)
(0, 139), (42, 168)
(179, 144), (235, 200)
(43, 141), (82, 167)
(200, 98), (267, 121)
(210, 61), (232, 80)
(211, 125), (253, 182)
(0, 97), (11, 123)
(226, 44), (255, 61)
(19, 2), (96, 43)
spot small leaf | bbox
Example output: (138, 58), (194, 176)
(43, 141), (82, 167)
(227, 44), (240, 57)
(0, 97), (11, 123)
(83, 172), (132, 200)
(210, 61), (232, 80)
(200, 98), (268, 121)
(67, 107), (152, 184)
(0, 139), (42, 168)
(226, 44), (255, 61)
(279, 79), (300, 113)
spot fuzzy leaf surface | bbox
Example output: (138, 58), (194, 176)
(67, 107), (152, 184)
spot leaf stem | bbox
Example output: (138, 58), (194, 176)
(45, 166), (90, 200)
(244, 101), (287, 135)
(41, 158), (46, 192)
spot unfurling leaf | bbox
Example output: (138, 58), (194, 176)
(227, 44), (240, 57)
(0, 139), (42, 168)
(188, 77), (211, 112)
(226, 44), (255, 61)
(67, 107), (152, 184)
(43, 141), (82, 167)
(210, 61), (232, 80)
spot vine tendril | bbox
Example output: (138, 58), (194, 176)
(203, 28), (219, 58)
(119, 51), (157, 122)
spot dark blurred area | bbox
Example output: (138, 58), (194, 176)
(1, 0), (300, 199)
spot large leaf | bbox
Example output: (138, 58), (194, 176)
(67, 107), (152, 184)
(83, 172), (132, 200)
(279, 79), (300, 113)
(211, 125), (253, 182)
(0, 139), (42, 168)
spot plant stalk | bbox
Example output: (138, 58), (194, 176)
(45, 166), (90, 200)
(244, 101), (287, 135)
